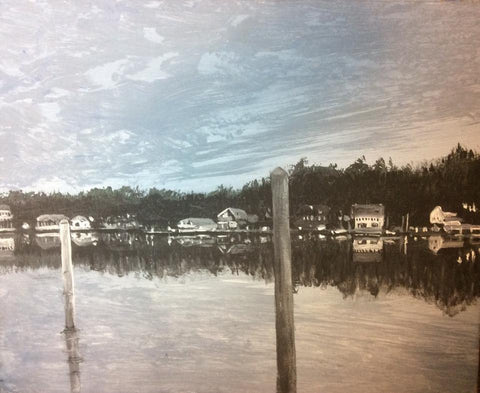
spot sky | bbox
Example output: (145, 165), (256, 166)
(0, 0), (479, 193)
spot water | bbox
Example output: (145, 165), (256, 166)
(0, 233), (478, 393)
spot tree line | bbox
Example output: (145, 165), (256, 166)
(1, 143), (479, 227)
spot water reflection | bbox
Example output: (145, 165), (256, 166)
(3, 233), (479, 317)
(0, 232), (479, 393)
(64, 321), (81, 393)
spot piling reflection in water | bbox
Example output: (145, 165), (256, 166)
(64, 302), (82, 393)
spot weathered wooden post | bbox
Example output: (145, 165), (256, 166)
(271, 167), (297, 393)
(60, 219), (75, 329)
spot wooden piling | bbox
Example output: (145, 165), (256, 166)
(271, 167), (297, 393)
(405, 213), (410, 233)
(60, 219), (75, 330)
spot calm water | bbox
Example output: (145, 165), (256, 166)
(0, 232), (479, 393)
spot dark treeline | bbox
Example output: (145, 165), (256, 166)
(1, 143), (479, 227)
(3, 235), (479, 316)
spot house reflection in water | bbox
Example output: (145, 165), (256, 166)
(71, 232), (99, 247)
(0, 235), (15, 260)
(352, 237), (384, 263)
(35, 234), (61, 250)
(428, 235), (464, 255)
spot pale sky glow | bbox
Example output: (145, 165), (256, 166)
(0, 0), (479, 193)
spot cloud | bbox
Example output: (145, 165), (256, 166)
(127, 53), (178, 83)
(231, 15), (249, 27)
(143, 27), (164, 44)
(197, 52), (242, 76)
(38, 102), (61, 122)
(84, 59), (130, 90)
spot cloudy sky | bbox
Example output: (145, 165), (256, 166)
(0, 0), (479, 193)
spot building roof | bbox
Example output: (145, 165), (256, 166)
(0, 204), (11, 211)
(351, 204), (385, 217)
(217, 208), (248, 221)
(36, 214), (69, 222)
(179, 217), (216, 226)
(71, 215), (89, 222)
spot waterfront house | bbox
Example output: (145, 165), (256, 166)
(177, 218), (217, 232)
(71, 215), (92, 231)
(35, 214), (69, 232)
(293, 204), (330, 231)
(351, 204), (385, 234)
(217, 208), (249, 229)
(352, 237), (383, 263)
(430, 206), (463, 227)
(429, 206), (480, 235)
(0, 204), (14, 232)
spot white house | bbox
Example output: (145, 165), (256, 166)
(430, 206), (462, 226)
(429, 206), (480, 235)
(217, 208), (248, 229)
(70, 215), (92, 230)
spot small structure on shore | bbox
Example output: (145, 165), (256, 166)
(177, 217), (217, 232)
(35, 214), (69, 232)
(293, 204), (330, 231)
(351, 204), (385, 234)
(430, 206), (480, 235)
(0, 204), (14, 232)
(430, 206), (462, 227)
(71, 215), (92, 231)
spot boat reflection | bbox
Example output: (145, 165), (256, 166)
(35, 233), (61, 250)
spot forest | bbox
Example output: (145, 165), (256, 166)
(1, 143), (479, 228)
